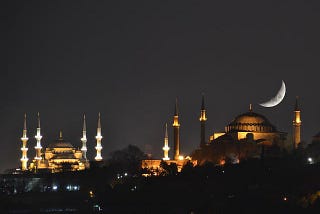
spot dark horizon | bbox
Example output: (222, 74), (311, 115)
(3, 0), (320, 172)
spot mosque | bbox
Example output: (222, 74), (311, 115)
(142, 96), (302, 172)
(17, 96), (302, 174)
(141, 99), (197, 174)
(19, 113), (103, 173)
(194, 96), (301, 164)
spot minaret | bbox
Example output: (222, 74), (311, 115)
(293, 96), (302, 149)
(173, 98), (180, 160)
(81, 114), (88, 160)
(34, 112), (42, 166)
(95, 112), (103, 161)
(20, 113), (29, 171)
(199, 94), (207, 148)
(162, 123), (170, 160)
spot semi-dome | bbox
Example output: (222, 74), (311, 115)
(226, 109), (277, 133)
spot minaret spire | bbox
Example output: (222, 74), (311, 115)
(81, 114), (88, 160)
(37, 112), (40, 128)
(174, 98), (179, 116)
(20, 113), (29, 171)
(201, 93), (205, 110)
(295, 96), (299, 111)
(34, 112), (43, 166)
(199, 94), (207, 148)
(95, 112), (103, 161)
(293, 96), (302, 149)
(162, 123), (170, 160)
(173, 98), (180, 160)
(23, 113), (27, 131)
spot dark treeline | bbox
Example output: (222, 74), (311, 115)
(1, 145), (320, 213)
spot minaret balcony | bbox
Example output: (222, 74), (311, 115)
(95, 156), (102, 161)
(173, 122), (180, 127)
(95, 135), (103, 140)
(162, 146), (170, 151)
(21, 147), (28, 151)
(95, 145), (103, 150)
(35, 135), (42, 139)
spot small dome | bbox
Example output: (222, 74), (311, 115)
(226, 111), (277, 133)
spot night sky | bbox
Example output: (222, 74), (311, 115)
(3, 1), (320, 172)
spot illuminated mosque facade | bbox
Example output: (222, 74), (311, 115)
(142, 96), (302, 172)
(141, 99), (197, 173)
(19, 113), (104, 173)
(194, 96), (301, 164)
(17, 96), (302, 173)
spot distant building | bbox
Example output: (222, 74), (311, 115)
(141, 96), (303, 173)
(214, 105), (287, 146)
(30, 131), (87, 173)
(141, 98), (197, 175)
(18, 113), (104, 173)
(192, 98), (303, 165)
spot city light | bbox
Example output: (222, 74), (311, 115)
(89, 190), (94, 198)
(220, 159), (226, 166)
(52, 185), (58, 191)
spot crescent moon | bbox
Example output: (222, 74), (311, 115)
(259, 80), (286, 108)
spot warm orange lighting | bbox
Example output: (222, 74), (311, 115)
(220, 159), (226, 165)
(173, 116), (180, 127)
(178, 155), (184, 160)
(294, 111), (301, 124)
(89, 190), (94, 198)
(199, 111), (207, 121)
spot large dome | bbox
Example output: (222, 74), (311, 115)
(47, 131), (74, 148)
(226, 110), (277, 133)
(48, 139), (74, 148)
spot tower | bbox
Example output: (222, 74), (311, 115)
(293, 96), (301, 149)
(162, 123), (170, 160)
(81, 114), (88, 160)
(199, 94), (207, 148)
(20, 113), (29, 171)
(34, 112), (42, 166)
(173, 98), (180, 160)
(95, 112), (103, 161)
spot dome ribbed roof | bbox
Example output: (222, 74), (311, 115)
(48, 139), (74, 148)
(47, 131), (74, 148)
(226, 111), (277, 133)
